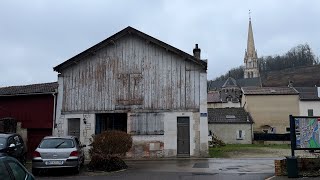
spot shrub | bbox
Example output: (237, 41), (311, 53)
(88, 130), (132, 172)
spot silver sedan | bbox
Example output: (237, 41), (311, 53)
(32, 136), (86, 175)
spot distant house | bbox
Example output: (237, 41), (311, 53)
(0, 82), (58, 158)
(208, 108), (253, 144)
(294, 87), (320, 116)
(241, 87), (299, 134)
(208, 77), (261, 91)
(53, 26), (208, 158)
(207, 77), (242, 108)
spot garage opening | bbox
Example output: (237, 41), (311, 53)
(95, 113), (127, 134)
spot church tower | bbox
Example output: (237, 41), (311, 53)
(244, 14), (260, 79)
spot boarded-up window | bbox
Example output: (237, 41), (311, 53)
(130, 113), (164, 135)
(117, 73), (143, 105)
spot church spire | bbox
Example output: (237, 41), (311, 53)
(244, 10), (260, 79)
(247, 10), (255, 58)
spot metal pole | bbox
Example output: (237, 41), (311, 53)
(289, 115), (295, 157)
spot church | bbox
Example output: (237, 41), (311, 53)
(207, 16), (262, 105)
(243, 16), (260, 79)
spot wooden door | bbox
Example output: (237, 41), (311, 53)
(68, 118), (80, 139)
(177, 117), (190, 157)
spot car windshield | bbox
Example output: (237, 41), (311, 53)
(0, 137), (6, 149)
(39, 138), (74, 148)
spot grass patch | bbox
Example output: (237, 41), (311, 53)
(209, 144), (290, 158)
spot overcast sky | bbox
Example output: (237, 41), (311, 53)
(1, 0), (319, 86)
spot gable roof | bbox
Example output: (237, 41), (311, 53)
(242, 87), (298, 95)
(54, 26), (207, 73)
(222, 77), (238, 88)
(294, 87), (320, 101)
(208, 108), (253, 124)
(0, 82), (58, 96)
(208, 77), (261, 91)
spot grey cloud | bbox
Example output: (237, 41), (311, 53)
(0, 0), (319, 86)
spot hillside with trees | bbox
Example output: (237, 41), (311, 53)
(213, 44), (319, 85)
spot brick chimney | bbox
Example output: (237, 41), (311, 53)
(193, 44), (201, 59)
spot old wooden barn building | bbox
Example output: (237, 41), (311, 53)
(53, 27), (208, 158)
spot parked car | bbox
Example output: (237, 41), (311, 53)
(32, 136), (86, 175)
(0, 133), (27, 165)
(0, 153), (35, 180)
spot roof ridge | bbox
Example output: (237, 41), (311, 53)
(0, 82), (58, 89)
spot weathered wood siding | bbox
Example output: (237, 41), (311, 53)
(61, 34), (205, 112)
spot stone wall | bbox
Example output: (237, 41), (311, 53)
(275, 158), (320, 177)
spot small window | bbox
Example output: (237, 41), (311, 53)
(286, 127), (290, 132)
(236, 130), (245, 140)
(130, 114), (164, 135)
(226, 115), (236, 119)
(308, 109), (314, 116)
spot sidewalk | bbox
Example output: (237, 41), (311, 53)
(267, 175), (320, 180)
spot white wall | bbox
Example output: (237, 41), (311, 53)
(208, 102), (241, 109)
(299, 101), (320, 116)
(209, 123), (252, 144)
(54, 111), (206, 159)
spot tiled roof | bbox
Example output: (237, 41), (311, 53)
(242, 87), (298, 95)
(0, 82), (58, 96)
(295, 87), (320, 101)
(208, 77), (261, 91)
(208, 108), (253, 124)
(208, 91), (221, 103)
(237, 77), (262, 87)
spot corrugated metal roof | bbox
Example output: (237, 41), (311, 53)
(295, 87), (320, 101)
(242, 87), (298, 95)
(0, 82), (58, 96)
(208, 108), (253, 124)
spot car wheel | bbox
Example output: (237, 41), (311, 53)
(32, 168), (40, 176)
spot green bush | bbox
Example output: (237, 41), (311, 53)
(88, 130), (132, 171)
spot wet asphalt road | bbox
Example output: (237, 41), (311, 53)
(35, 158), (278, 180)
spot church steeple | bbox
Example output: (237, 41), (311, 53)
(247, 18), (256, 58)
(244, 11), (260, 79)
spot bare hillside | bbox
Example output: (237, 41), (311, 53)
(261, 65), (320, 87)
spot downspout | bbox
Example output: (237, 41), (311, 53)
(52, 90), (57, 135)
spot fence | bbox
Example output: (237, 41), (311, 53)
(254, 133), (290, 141)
